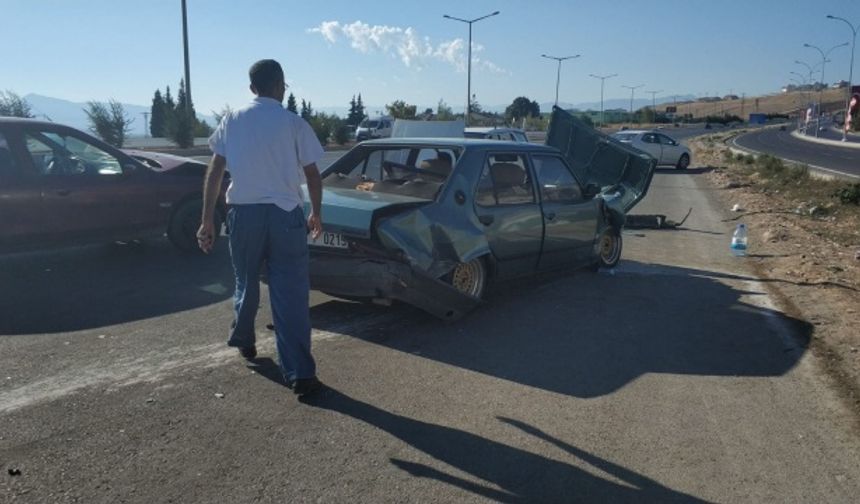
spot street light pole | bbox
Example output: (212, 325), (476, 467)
(827, 14), (859, 141)
(803, 41), (849, 137)
(181, 0), (192, 118)
(621, 84), (643, 124)
(589, 73), (617, 127)
(646, 89), (663, 123)
(541, 54), (580, 107)
(443, 11), (500, 126)
(142, 112), (150, 138)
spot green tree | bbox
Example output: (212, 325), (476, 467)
(436, 99), (456, 120)
(505, 96), (540, 123)
(385, 100), (417, 119)
(637, 107), (656, 124)
(84, 99), (133, 148)
(348, 95), (357, 124)
(286, 93), (298, 114)
(309, 112), (343, 145)
(0, 91), (33, 118)
(167, 80), (195, 148)
(469, 94), (483, 115)
(355, 94), (366, 123)
(300, 99), (313, 120)
(150, 89), (166, 137)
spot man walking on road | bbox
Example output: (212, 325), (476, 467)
(197, 59), (325, 397)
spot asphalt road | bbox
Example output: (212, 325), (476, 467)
(2, 161), (860, 502)
(733, 126), (860, 179)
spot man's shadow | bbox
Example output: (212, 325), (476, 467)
(249, 359), (706, 503)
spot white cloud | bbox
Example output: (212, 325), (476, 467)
(308, 20), (506, 74)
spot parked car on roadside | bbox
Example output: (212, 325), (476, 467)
(306, 109), (656, 320)
(610, 130), (692, 169)
(464, 127), (529, 142)
(0, 118), (226, 253)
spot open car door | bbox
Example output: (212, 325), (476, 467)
(545, 107), (656, 213)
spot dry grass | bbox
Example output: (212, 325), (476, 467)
(673, 87), (850, 119)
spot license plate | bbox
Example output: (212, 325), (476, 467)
(308, 231), (349, 249)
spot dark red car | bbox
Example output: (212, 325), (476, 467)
(0, 118), (225, 253)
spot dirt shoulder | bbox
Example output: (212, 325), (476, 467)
(690, 134), (860, 416)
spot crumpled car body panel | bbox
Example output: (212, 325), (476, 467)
(545, 107), (657, 214)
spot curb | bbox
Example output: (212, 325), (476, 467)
(728, 135), (860, 181)
(790, 129), (860, 150)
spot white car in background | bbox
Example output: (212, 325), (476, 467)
(464, 127), (530, 142)
(611, 130), (691, 169)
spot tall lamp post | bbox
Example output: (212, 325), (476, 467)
(827, 14), (859, 141)
(589, 73), (617, 127)
(646, 89), (663, 123)
(803, 42), (848, 137)
(621, 84), (643, 124)
(181, 0), (192, 118)
(443, 10), (500, 126)
(541, 54), (580, 107)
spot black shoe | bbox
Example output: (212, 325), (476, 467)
(289, 377), (325, 396)
(238, 345), (257, 360)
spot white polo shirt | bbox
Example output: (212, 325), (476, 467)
(209, 97), (324, 212)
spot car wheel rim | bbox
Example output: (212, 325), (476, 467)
(599, 233), (621, 264)
(680, 155), (689, 168)
(451, 260), (484, 297)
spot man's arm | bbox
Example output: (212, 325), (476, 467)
(196, 154), (227, 253)
(303, 163), (322, 240)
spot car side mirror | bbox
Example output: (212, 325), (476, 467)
(583, 183), (600, 199)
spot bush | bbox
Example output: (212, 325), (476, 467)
(84, 100), (133, 148)
(833, 183), (860, 205)
(333, 124), (351, 145)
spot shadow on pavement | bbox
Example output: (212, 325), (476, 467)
(295, 388), (709, 503)
(314, 260), (811, 399)
(0, 239), (234, 335)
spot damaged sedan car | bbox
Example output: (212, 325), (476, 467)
(306, 108), (655, 320)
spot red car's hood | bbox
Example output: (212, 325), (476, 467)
(122, 149), (204, 173)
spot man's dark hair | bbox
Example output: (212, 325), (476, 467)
(249, 59), (284, 95)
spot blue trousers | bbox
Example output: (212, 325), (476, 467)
(226, 204), (315, 382)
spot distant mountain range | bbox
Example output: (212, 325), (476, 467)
(19, 93), (699, 135)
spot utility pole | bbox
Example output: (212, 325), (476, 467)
(181, 0), (192, 118)
(826, 14), (858, 141)
(589, 73), (617, 127)
(142, 112), (150, 137)
(646, 89), (663, 123)
(621, 84), (643, 124)
(443, 11), (500, 126)
(803, 41), (849, 137)
(541, 54), (580, 107)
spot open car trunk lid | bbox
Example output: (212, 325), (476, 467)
(303, 186), (430, 238)
(545, 107), (656, 213)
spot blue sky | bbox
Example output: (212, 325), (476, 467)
(3, 0), (860, 115)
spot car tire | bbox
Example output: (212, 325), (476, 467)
(590, 228), (622, 271)
(445, 257), (488, 299)
(168, 198), (221, 253)
(676, 153), (690, 170)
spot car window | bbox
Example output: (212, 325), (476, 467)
(612, 133), (638, 142)
(658, 134), (676, 145)
(641, 133), (658, 144)
(513, 132), (528, 142)
(475, 153), (534, 206)
(323, 145), (462, 199)
(0, 132), (18, 178)
(24, 130), (122, 176)
(532, 155), (583, 202)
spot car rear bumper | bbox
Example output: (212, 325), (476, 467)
(309, 249), (480, 320)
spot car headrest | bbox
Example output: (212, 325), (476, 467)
(491, 163), (525, 187)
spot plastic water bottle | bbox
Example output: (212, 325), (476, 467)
(730, 223), (748, 257)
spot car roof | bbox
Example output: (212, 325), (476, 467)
(360, 137), (554, 152)
(0, 117), (62, 127)
(464, 127), (525, 134)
